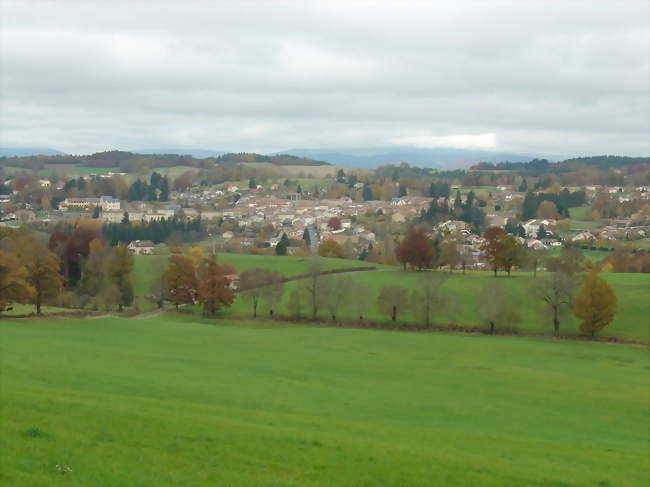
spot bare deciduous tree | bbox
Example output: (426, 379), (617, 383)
(302, 259), (324, 320)
(286, 287), (303, 320)
(410, 273), (449, 327)
(352, 282), (372, 321)
(531, 272), (577, 337)
(321, 275), (351, 321)
(239, 268), (284, 318)
(477, 281), (520, 334)
(377, 285), (409, 322)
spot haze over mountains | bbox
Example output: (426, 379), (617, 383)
(1, 146), (565, 169)
(276, 147), (563, 169)
(0, 147), (66, 157)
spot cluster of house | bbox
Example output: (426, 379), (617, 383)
(430, 218), (562, 268)
(214, 194), (431, 252)
(570, 224), (647, 243)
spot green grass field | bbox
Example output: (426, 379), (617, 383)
(133, 253), (392, 310)
(568, 206), (591, 220)
(0, 304), (78, 317)
(132, 253), (649, 341)
(227, 267), (650, 342)
(546, 246), (612, 262)
(1, 314), (648, 486)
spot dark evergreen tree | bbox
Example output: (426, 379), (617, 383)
(159, 176), (170, 201)
(147, 183), (157, 201)
(275, 233), (289, 256)
(362, 183), (374, 201)
(518, 178), (528, 192)
(522, 190), (538, 220)
(302, 227), (311, 248)
(465, 191), (476, 209)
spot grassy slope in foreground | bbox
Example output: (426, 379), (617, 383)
(1, 314), (648, 487)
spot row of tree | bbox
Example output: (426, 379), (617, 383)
(102, 216), (204, 245)
(231, 258), (617, 337)
(127, 172), (170, 201)
(1, 225), (134, 314)
(160, 247), (235, 315)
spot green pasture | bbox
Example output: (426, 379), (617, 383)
(545, 246), (612, 262)
(233, 270), (650, 342)
(40, 166), (119, 177)
(132, 253), (393, 309)
(0, 303), (78, 317)
(568, 206), (591, 220)
(132, 253), (649, 341)
(1, 314), (648, 486)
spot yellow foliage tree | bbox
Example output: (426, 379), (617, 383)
(318, 239), (345, 258)
(537, 200), (560, 220)
(0, 250), (34, 312)
(14, 238), (64, 315)
(574, 272), (617, 337)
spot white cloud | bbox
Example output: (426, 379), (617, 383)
(0, 0), (648, 155)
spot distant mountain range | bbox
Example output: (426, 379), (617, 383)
(1, 146), (564, 169)
(132, 148), (226, 158)
(277, 147), (563, 169)
(0, 147), (66, 157)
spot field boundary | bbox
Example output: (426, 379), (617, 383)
(148, 312), (650, 347)
(236, 265), (378, 292)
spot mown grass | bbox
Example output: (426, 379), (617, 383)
(1, 314), (648, 486)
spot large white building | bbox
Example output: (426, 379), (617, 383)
(59, 195), (121, 212)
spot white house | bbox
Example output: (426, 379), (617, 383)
(522, 219), (557, 237)
(127, 240), (155, 255)
(99, 196), (121, 211)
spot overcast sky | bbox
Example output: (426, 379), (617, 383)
(0, 0), (648, 156)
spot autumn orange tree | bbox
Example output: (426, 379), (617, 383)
(480, 227), (507, 276)
(163, 248), (198, 309)
(197, 254), (235, 315)
(574, 272), (617, 337)
(396, 229), (433, 270)
(495, 235), (527, 276)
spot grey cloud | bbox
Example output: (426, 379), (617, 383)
(0, 0), (648, 156)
